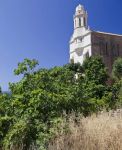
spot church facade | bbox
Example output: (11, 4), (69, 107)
(69, 4), (122, 74)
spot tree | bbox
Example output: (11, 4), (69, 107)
(82, 56), (108, 85)
(109, 58), (122, 108)
(69, 56), (109, 116)
(4, 59), (80, 149)
(1, 56), (120, 149)
(81, 56), (108, 99)
(14, 58), (39, 76)
(112, 57), (122, 80)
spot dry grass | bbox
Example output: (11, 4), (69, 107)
(48, 110), (122, 150)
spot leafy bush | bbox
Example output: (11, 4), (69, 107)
(0, 56), (121, 149)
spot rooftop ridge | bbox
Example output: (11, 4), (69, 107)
(92, 30), (122, 37)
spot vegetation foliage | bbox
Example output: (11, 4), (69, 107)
(48, 110), (122, 150)
(0, 56), (122, 150)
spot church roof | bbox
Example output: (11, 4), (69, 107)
(93, 30), (122, 37)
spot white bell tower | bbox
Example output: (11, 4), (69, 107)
(69, 4), (91, 64)
(74, 4), (88, 29)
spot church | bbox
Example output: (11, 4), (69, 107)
(69, 4), (122, 74)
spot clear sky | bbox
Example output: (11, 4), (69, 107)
(0, 0), (122, 91)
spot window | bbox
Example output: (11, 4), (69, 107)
(79, 18), (81, 27)
(84, 17), (86, 26)
(77, 38), (82, 43)
(80, 38), (82, 42)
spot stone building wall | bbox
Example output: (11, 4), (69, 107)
(91, 31), (122, 75)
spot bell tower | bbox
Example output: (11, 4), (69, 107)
(69, 4), (91, 64)
(74, 4), (88, 29)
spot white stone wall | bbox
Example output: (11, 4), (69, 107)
(70, 29), (91, 64)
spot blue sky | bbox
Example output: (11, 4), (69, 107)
(0, 0), (122, 91)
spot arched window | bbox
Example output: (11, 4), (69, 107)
(84, 17), (86, 26)
(79, 18), (81, 27)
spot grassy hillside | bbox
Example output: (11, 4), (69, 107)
(48, 110), (122, 150)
